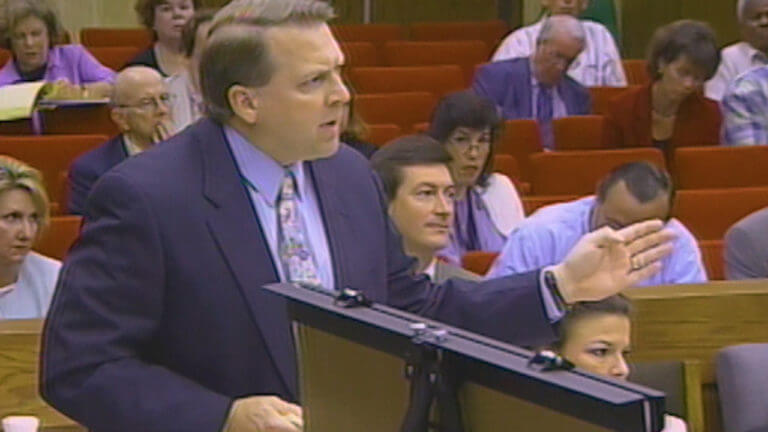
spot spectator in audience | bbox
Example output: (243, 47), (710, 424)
(127, 0), (197, 77)
(725, 206), (768, 279)
(0, 0), (114, 98)
(67, 66), (173, 215)
(426, 90), (524, 263)
(473, 15), (591, 150)
(371, 135), (480, 282)
(551, 295), (688, 431)
(39, 0), (676, 429)
(720, 63), (768, 146)
(0, 156), (60, 320)
(488, 162), (707, 286)
(166, 8), (214, 132)
(340, 96), (378, 159)
(604, 20), (721, 156)
(706, 0), (768, 101)
(492, 0), (626, 87)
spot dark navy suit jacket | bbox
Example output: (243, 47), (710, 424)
(67, 135), (128, 215)
(41, 119), (556, 432)
(472, 57), (591, 119)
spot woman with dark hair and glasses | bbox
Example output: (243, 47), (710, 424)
(551, 295), (688, 432)
(605, 20), (721, 156)
(427, 90), (524, 264)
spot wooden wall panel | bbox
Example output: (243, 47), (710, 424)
(373, 0), (497, 23)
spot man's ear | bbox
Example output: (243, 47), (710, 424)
(227, 85), (259, 124)
(110, 108), (130, 133)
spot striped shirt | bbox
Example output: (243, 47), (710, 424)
(706, 42), (768, 102)
(492, 19), (627, 87)
(720, 65), (768, 146)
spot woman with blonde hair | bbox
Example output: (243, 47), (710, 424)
(0, 156), (60, 319)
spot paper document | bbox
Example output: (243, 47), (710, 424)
(0, 82), (47, 121)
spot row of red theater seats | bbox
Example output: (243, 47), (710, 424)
(2, 133), (767, 215)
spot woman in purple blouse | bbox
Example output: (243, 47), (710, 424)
(0, 0), (115, 99)
(427, 90), (526, 265)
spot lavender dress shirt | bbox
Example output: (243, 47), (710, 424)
(0, 44), (115, 86)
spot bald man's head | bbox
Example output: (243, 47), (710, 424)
(532, 15), (586, 86)
(110, 66), (173, 147)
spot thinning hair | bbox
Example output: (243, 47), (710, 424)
(551, 295), (633, 351)
(370, 135), (453, 202)
(596, 161), (674, 206)
(200, 0), (335, 121)
(0, 156), (51, 231)
(536, 14), (586, 46)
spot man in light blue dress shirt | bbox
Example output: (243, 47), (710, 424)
(489, 162), (708, 285)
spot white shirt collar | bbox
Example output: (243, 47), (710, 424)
(422, 258), (438, 280)
(122, 134), (146, 157)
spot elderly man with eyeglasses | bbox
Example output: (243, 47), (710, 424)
(67, 66), (175, 215)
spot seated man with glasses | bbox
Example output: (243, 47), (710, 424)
(67, 66), (175, 215)
(472, 15), (591, 151)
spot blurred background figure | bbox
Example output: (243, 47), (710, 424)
(67, 66), (174, 215)
(493, 0), (626, 87)
(706, 0), (768, 101)
(128, 0), (197, 77)
(371, 135), (480, 282)
(340, 96), (378, 159)
(724, 206), (768, 280)
(0, 0), (114, 99)
(604, 20), (720, 157)
(0, 156), (60, 320)
(551, 295), (688, 431)
(426, 90), (524, 264)
(166, 7), (214, 131)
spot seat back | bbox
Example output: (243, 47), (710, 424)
(493, 154), (528, 193)
(717, 344), (768, 432)
(673, 187), (768, 241)
(631, 360), (704, 431)
(521, 194), (580, 216)
(41, 104), (119, 137)
(552, 115), (607, 150)
(331, 24), (406, 46)
(0, 48), (10, 67)
(699, 239), (724, 281)
(589, 85), (638, 116)
(674, 146), (768, 189)
(349, 65), (465, 97)
(460, 251), (499, 276)
(87, 46), (142, 71)
(0, 135), (107, 212)
(530, 148), (665, 195)
(497, 119), (543, 181)
(408, 20), (508, 48)
(383, 40), (489, 84)
(34, 216), (82, 260)
(623, 59), (650, 85)
(355, 92), (437, 132)
(365, 124), (402, 147)
(80, 27), (153, 48)
(340, 42), (380, 67)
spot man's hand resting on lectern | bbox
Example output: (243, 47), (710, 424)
(551, 219), (675, 304)
(223, 396), (303, 432)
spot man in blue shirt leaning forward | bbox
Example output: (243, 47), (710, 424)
(488, 162), (707, 286)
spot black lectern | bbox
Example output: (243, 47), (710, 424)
(264, 283), (665, 432)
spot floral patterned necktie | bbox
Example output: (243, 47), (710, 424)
(277, 170), (322, 287)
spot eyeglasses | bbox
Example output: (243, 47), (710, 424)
(447, 137), (491, 153)
(116, 93), (176, 112)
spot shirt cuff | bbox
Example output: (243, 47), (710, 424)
(539, 266), (566, 323)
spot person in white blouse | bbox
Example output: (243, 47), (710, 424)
(492, 0), (627, 87)
(705, 0), (768, 101)
(0, 156), (60, 320)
